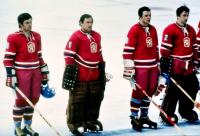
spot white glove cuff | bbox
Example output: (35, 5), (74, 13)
(123, 59), (134, 68)
(159, 76), (166, 85)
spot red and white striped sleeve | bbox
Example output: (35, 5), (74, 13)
(3, 34), (16, 68)
(160, 26), (174, 58)
(64, 33), (78, 65)
(123, 26), (138, 60)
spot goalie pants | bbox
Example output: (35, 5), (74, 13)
(161, 73), (199, 117)
(66, 79), (106, 131)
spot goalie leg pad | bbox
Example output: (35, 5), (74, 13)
(66, 82), (88, 130)
(160, 80), (179, 118)
(178, 73), (198, 118)
(62, 65), (78, 91)
(86, 80), (105, 122)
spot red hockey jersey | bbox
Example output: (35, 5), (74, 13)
(3, 31), (45, 70)
(197, 22), (200, 58)
(160, 23), (198, 75)
(123, 23), (159, 68)
(64, 30), (103, 81)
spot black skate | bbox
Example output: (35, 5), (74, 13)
(86, 120), (103, 132)
(130, 116), (142, 132)
(14, 127), (26, 136)
(160, 113), (178, 126)
(181, 110), (199, 122)
(71, 126), (86, 136)
(139, 117), (157, 129)
(23, 125), (39, 136)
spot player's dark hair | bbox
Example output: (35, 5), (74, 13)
(176, 5), (190, 17)
(138, 6), (151, 17)
(79, 14), (93, 24)
(17, 13), (32, 28)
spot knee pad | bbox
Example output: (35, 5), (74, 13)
(15, 99), (27, 107)
(131, 89), (145, 100)
(30, 98), (39, 105)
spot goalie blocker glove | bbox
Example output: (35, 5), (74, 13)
(62, 65), (78, 91)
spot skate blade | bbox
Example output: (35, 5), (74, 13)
(143, 124), (157, 129)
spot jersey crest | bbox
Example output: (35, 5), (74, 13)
(146, 37), (153, 47)
(183, 37), (190, 47)
(90, 42), (97, 53)
(27, 42), (35, 53)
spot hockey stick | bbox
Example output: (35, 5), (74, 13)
(15, 87), (62, 136)
(170, 77), (200, 110)
(130, 79), (186, 136)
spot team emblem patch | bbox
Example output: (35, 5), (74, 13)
(183, 37), (190, 47)
(146, 37), (153, 47)
(27, 42), (35, 53)
(90, 42), (97, 53)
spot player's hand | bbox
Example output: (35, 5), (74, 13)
(123, 67), (135, 80)
(105, 73), (113, 82)
(40, 64), (49, 85)
(5, 67), (17, 89)
(6, 76), (17, 89)
(123, 59), (135, 80)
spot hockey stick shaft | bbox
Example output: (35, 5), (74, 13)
(170, 77), (200, 110)
(130, 79), (186, 136)
(15, 87), (62, 136)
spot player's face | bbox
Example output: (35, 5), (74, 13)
(80, 17), (93, 33)
(20, 19), (32, 32)
(178, 11), (189, 25)
(140, 11), (151, 26)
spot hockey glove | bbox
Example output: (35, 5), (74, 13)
(40, 64), (49, 85)
(105, 73), (113, 82)
(123, 59), (135, 80)
(5, 67), (17, 89)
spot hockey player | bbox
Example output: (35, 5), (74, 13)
(63, 14), (107, 135)
(158, 6), (199, 125)
(197, 21), (200, 58)
(123, 6), (159, 131)
(3, 13), (51, 136)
